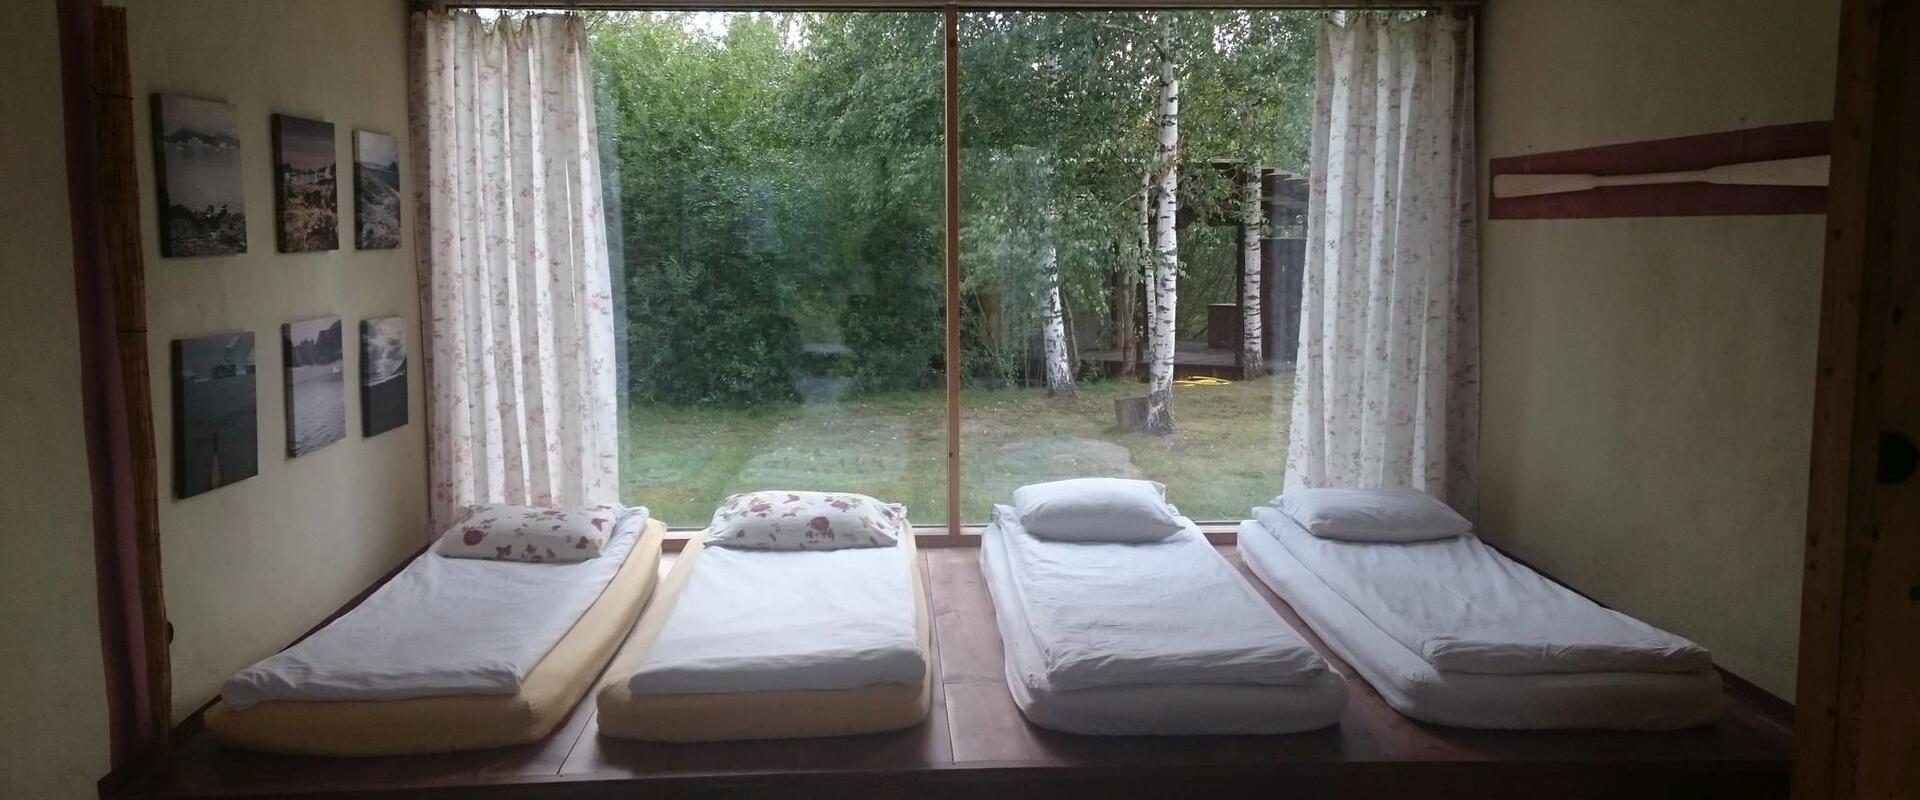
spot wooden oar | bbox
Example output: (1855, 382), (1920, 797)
(1492, 154), (1830, 198)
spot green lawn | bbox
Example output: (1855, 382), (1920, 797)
(619, 374), (1292, 527)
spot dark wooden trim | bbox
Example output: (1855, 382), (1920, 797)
(1487, 121), (1831, 219)
(941, 3), (963, 540)
(1793, 0), (1919, 797)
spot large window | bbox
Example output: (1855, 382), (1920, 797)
(593, 10), (1316, 527)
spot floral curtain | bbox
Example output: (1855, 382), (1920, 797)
(412, 11), (618, 531)
(1285, 13), (1479, 513)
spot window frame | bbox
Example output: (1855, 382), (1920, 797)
(533, 0), (1475, 538)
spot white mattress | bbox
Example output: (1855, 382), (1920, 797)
(628, 540), (923, 695)
(223, 508), (652, 708)
(1251, 507), (1710, 675)
(981, 512), (1344, 735)
(1237, 519), (1725, 730)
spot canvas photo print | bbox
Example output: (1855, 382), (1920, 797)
(360, 316), (409, 437)
(272, 114), (338, 252)
(282, 316), (345, 457)
(152, 94), (246, 257)
(174, 332), (259, 498)
(353, 130), (401, 249)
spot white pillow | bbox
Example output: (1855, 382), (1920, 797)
(436, 503), (638, 563)
(1012, 478), (1183, 542)
(1274, 488), (1470, 543)
(704, 491), (905, 550)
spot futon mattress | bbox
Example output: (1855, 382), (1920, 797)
(1238, 518), (1724, 730)
(595, 533), (931, 741)
(205, 520), (667, 755)
(981, 511), (1345, 735)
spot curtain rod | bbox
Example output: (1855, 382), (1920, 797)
(421, 0), (1478, 10)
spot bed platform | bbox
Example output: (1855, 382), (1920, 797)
(121, 542), (1789, 800)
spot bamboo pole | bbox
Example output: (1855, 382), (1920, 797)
(94, 6), (172, 751)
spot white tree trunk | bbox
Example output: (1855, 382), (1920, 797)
(1146, 53), (1180, 435)
(1134, 171), (1154, 381)
(1240, 165), (1265, 377)
(1039, 208), (1075, 396)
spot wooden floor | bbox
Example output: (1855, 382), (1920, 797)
(125, 546), (1791, 800)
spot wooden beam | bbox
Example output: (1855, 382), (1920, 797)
(1793, 0), (1920, 797)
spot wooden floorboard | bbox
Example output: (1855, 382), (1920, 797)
(124, 545), (1791, 800)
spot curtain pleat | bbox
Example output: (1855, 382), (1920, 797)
(411, 11), (619, 532)
(1286, 13), (1479, 513)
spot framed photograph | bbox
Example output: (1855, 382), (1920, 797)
(152, 94), (246, 257)
(353, 130), (401, 250)
(272, 114), (338, 252)
(282, 316), (345, 457)
(173, 332), (259, 498)
(360, 316), (409, 437)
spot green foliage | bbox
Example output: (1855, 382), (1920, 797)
(588, 10), (1319, 404)
(842, 205), (944, 393)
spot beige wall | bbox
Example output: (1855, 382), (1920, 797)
(122, 0), (428, 720)
(1478, 0), (1838, 698)
(0, 4), (115, 798)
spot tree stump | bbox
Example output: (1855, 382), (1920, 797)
(1114, 395), (1150, 432)
(1114, 389), (1174, 435)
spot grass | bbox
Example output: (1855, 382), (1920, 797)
(620, 374), (1292, 527)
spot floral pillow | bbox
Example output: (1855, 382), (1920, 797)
(704, 491), (905, 550)
(436, 504), (630, 563)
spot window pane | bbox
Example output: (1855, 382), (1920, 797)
(957, 10), (1316, 522)
(593, 12), (948, 528)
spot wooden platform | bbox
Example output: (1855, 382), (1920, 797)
(123, 546), (1791, 800)
(1082, 340), (1264, 380)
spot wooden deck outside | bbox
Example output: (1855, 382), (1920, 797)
(123, 546), (1791, 800)
(1082, 339), (1279, 380)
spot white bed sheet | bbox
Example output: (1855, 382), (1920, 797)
(1251, 507), (1711, 675)
(628, 540), (923, 695)
(983, 521), (1344, 735)
(223, 508), (651, 709)
(989, 506), (1327, 692)
(1238, 520), (1724, 730)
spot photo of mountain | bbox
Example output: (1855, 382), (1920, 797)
(153, 94), (246, 257)
(273, 114), (338, 252)
(354, 130), (401, 249)
(282, 316), (345, 457)
(360, 316), (408, 437)
(173, 332), (259, 498)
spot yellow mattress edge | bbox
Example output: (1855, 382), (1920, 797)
(595, 530), (932, 742)
(205, 519), (667, 756)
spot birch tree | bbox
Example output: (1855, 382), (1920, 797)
(1146, 35), (1182, 435)
(1038, 202), (1075, 396)
(1240, 165), (1265, 376)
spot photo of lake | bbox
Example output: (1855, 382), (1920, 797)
(361, 316), (408, 437)
(283, 316), (345, 457)
(273, 114), (338, 252)
(354, 130), (401, 249)
(173, 332), (259, 498)
(153, 94), (246, 257)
